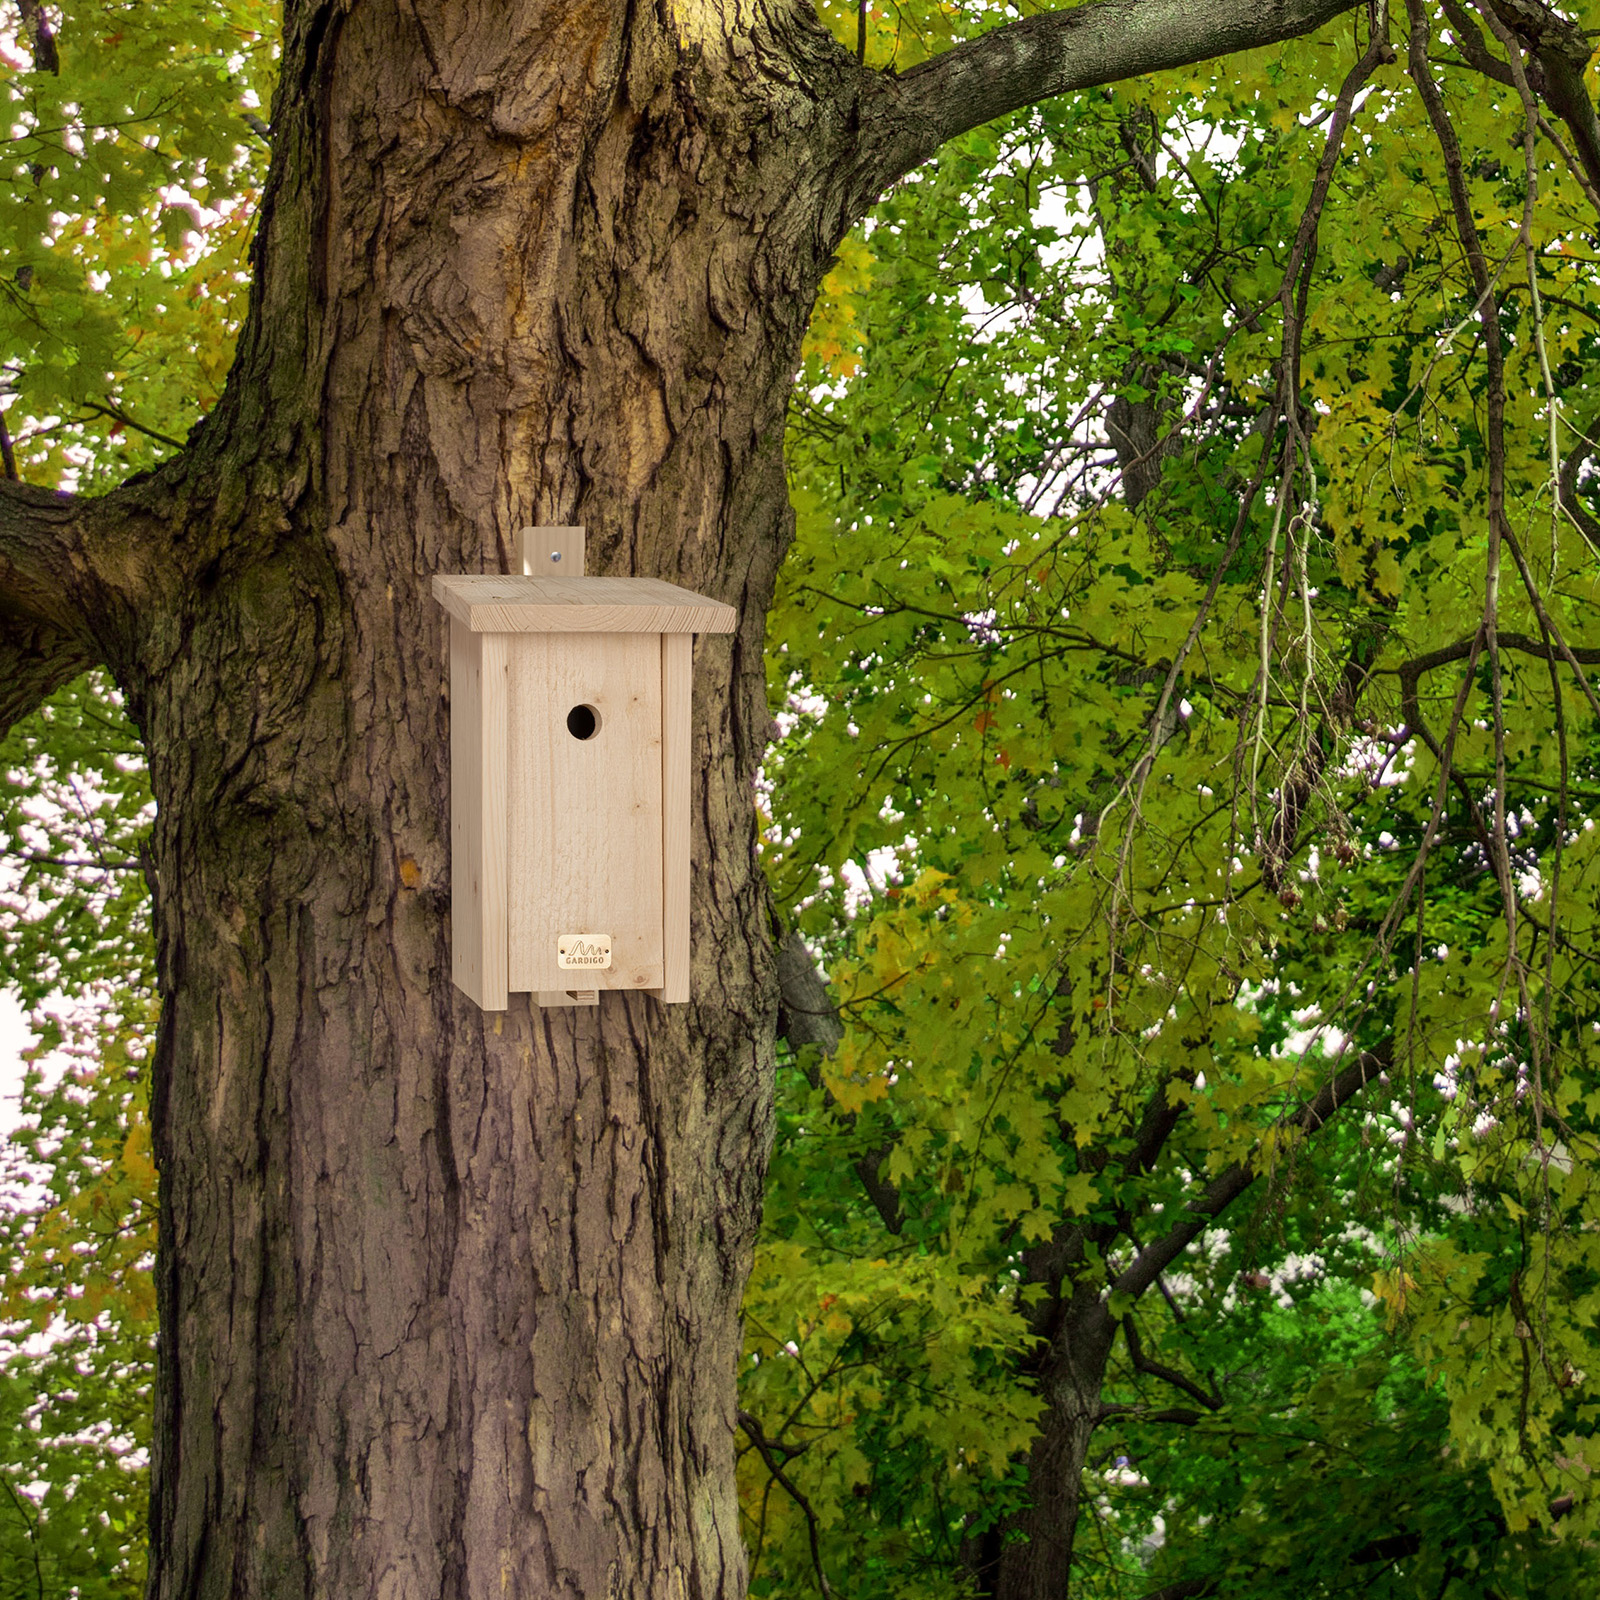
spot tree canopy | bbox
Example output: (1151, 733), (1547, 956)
(1, 0), (1599, 1596)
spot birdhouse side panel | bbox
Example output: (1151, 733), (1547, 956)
(449, 621), (509, 1010)
(506, 633), (665, 993)
(651, 633), (693, 1004)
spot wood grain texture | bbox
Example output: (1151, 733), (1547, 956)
(506, 632), (664, 993)
(432, 574), (738, 634)
(651, 633), (693, 1004)
(450, 621), (510, 1010)
(533, 989), (600, 1007)
(480, 634), (510, 1010)
(518, 525), (586, 577)
(449, 620), (484, 1003)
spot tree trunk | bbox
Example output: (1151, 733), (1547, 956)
(995, 1351), (1112, 1600)
(125, 3), (853, 1592)
(966, 1043), (1391, 1600)
(967, 1289), (1115, 1600)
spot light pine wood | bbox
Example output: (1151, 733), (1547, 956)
(432, 575), (738, 635)
(534, 989), (599, 1007)
(449, 620), (509, 1010)
(650, 633), (693, 1004)
(518, 525), (586, 577)
(436, 569), (728, 1009)
(505, 632), (664, 993)
(448, 620), (483, 1002)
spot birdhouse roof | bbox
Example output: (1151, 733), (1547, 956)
(432, 575), (738, 635)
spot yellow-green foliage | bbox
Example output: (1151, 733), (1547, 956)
(0, 0), (272, 485)
(748, 8), (1600, 1594)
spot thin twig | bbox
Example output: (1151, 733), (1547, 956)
(17, 852), (143, 872)
(0, 1477), (44, 1600)
(78, 401), (186, 452)
(737, 1411), (833, 1597)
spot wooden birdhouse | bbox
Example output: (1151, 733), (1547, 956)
(433, 527), (736, 1011)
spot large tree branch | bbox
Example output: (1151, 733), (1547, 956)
(16, 0), (59, 75)
(1, 485), (98, 734)
(848, 0), (1600, 233)
(0, 482), (161, 738)
(1111, 1040), (1392, 1302)
(855, 0), (1363, 200)
(1489, 0), (1600, 205)
(774, 929), (905, 1233)
(0, 621), (94, 736)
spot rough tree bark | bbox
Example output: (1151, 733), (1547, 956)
(0, 0), (1468, 1591)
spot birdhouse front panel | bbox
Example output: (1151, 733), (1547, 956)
(433, 570), (736, 1012)
(506, 632), (664, 994)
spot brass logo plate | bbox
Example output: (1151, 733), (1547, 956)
(558, 934), (612, 970)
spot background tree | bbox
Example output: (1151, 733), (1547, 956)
(742, 12), (1600, 1595)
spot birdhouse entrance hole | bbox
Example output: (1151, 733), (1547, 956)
(567, 704), (600, 740)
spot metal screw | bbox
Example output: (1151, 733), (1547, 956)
(550, 551), (562, 563)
